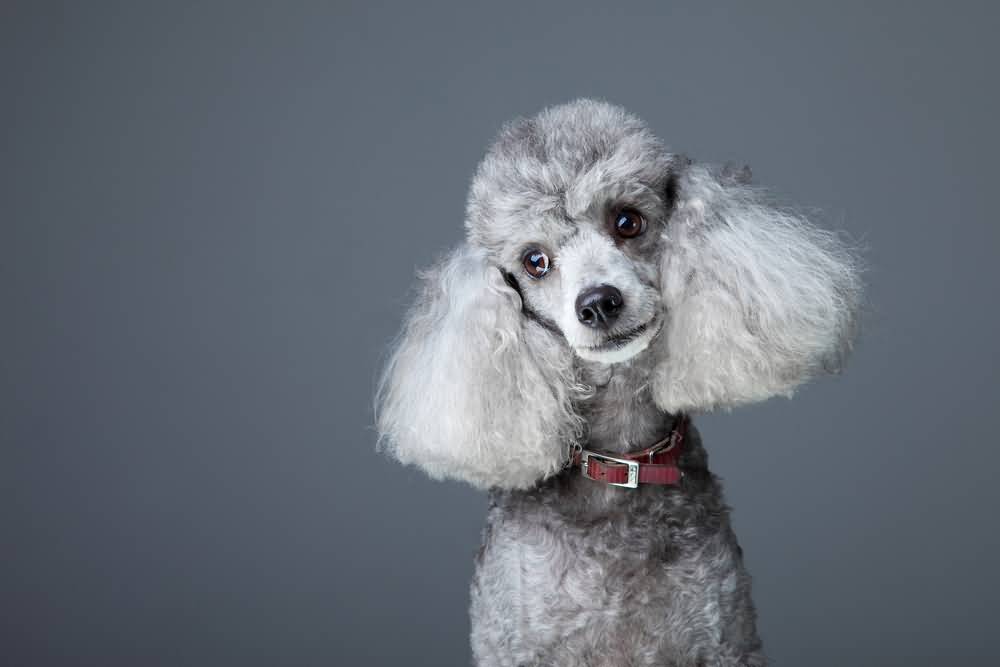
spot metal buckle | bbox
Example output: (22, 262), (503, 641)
(646, 434), (678, 462)
(580, 450), (640, 489)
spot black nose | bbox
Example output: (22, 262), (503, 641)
(575, 285), (624, 329)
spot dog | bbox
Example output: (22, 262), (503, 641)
(376, 99), (861, 666)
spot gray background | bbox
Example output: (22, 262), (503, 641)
(2, 1), (998, 665)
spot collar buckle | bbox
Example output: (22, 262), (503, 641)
(580, 450), (640, 488)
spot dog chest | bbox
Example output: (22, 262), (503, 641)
(470, 495), (753, 666)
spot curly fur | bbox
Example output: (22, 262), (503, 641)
(376, 244), (586, 489)
(653, 165), (861, 412)
(375, 99), (861, 666)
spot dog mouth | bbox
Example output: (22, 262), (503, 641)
(575, 317), (662, 363)
(588, 320), (655, 351)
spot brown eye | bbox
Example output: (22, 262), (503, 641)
(612, 209), (646, 239)
(522, 249), (551, 278)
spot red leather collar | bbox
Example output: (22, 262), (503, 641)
(570, 415), (688, 489)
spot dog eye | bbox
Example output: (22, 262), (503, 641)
(522, 249), (551, 279)
(612, 209), (646, 239)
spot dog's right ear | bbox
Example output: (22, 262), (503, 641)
(376, 243), (584, 490)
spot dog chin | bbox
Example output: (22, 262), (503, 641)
(574, 319), (661, 364)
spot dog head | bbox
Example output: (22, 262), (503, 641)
(376, 99), (861, 489)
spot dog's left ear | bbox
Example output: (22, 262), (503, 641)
(652, 163), (863, 413)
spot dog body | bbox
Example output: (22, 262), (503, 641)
(376, 100), (860, 666)
(472, 361), (760, 666)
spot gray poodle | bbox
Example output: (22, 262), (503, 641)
(376, 99), (861, 666)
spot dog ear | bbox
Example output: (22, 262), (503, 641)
(652, 164), (862, 413)
(376, 243), (584, 489)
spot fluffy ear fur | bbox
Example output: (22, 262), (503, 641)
(376, 243), (585, 489)
(653, 165), (862, 412)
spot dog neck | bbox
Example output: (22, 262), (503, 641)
(576, 346), (674, 456)
(527, 349), (704, 513)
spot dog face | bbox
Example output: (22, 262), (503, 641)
(377, 99), (861, 489)
(465, 102), (677, 364)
